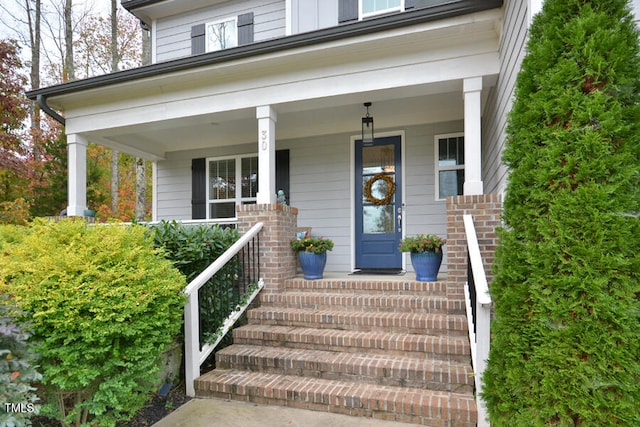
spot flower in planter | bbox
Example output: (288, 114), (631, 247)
(399, 234), (446, 253)
(290, 234), (334, 254)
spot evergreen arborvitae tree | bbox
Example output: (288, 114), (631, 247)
(482, 1), (640, 426)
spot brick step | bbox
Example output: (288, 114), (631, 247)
(261, 292), (463, 314)
(233, 325), (471, 362)
(247, 307), (468, 336)
(283, 278), (448, 296)
(216, 344), (474, 393)
(195, 370), (477, 427)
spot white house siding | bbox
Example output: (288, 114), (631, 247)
(156, 122), (462, 273)
(481, 0), (529, 195)
(155, 0), (286, 62)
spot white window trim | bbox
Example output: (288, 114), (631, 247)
(434, 132), (465, 201)
(205, 16), (238, 53)
(206, 154), (258, 220)
(359, 0), (404, 20)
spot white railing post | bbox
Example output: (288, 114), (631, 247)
(462, 214), (492, 427)
(184, 289), (200, 397)
(476, 300), (491, 427)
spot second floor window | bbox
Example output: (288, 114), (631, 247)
(206, 17), (238, 52)
(361, 0), (403, 18)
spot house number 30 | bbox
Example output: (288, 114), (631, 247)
(261, 130), (268, 151)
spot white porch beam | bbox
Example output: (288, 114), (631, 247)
(256, 105), (277, 204)
(463, 77), (484, 195)
(67, 134), (88, 216)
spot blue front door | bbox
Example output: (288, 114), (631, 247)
(355, 136), (402, 269)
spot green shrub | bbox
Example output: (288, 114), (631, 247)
(0, 223), (29, 250)
(483, 1), (640, 426)
(0, 295), (42, 427)
(147, 221), (239, 282)
(0, 219), (186, 427)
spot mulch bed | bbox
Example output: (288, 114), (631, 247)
(29, 384), (191, 427)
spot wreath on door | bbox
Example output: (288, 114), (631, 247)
(364, 173), (395, 206)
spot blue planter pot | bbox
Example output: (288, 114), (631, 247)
(298, 251), (327, 280)
(410, 251), (443, 282)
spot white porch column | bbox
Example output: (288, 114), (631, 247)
(67, 134), (87, 216)
(463, 77), (484, 195)
(256, 105), (277, 204)
(67, 134), (88, 216)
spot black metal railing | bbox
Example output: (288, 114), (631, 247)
(197, 233), (260, 349)
(467, 255), (477, 335)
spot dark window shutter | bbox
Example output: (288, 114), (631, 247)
(275, 149), (290, 204)
(237, 12), (254, 46)
(191, 24), (206, 55)
(338, 0), (358, 23)
(405, 0), (415, 9)
(192, 158), (206, 219)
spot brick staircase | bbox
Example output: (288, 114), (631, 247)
(195, 277), (477, 426)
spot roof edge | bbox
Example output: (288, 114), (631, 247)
(27, 0), (503, 101)
(121, 0), (165, 13)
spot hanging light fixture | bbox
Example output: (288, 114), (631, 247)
(362, 102), (374, 145)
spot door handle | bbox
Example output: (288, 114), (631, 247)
(397, 213), (402, 232)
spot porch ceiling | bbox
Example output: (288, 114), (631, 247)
(93, 80), (484, 160)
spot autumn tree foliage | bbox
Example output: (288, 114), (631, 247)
(483, 1), (640, 425)
(0, 39), (32, 223)
(1, 2), (151, 222)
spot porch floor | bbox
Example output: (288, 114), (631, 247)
(298, 271), (448, 282)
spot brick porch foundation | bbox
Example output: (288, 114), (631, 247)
(237, 204), (298, 293)
(446, 194), (502, 298)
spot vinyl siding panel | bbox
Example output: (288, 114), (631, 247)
(481, 0), (528, 195)
(155, 0), (286, 62)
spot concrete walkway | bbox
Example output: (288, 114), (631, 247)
(152, 398), (419, 427)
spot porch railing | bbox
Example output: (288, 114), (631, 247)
(183, 222), (264, 397)
(462, 214), (492, 427)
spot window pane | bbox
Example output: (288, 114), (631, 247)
(363, 0), (401, 14)
(439, 169), (464, 198)
(241, 157), (258, 198)
(206, 19), (237, 52)
(438, 136), (464, 167)
(362, 144), (395, 175)
(209, 202), (235, 219)
(209, 159), (235, 200)
(363, 205), (395, 234)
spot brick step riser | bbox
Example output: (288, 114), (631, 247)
(215, 352), (474, 393)
(247, 311), (468, 337)
(283, 280), (448, 296)
(261, 295), (464, 315)
(232, 327), (471, 362)
(195, 371), (477, 427)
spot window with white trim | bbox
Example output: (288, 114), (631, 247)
(435, 133), (465, 200)
(206, 17), (237, 52)
(207, 155), (258, 219)
(360, 0), (403, 18)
